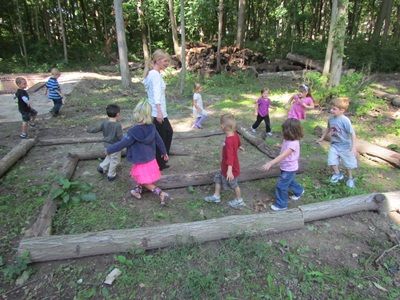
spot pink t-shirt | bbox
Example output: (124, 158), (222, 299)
(257, 97), (271, 117)
(280, 140), (300, 172)
(288, 95), (314, 120)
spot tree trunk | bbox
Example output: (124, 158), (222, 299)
(0, 139), (36, 179)
(137, 0), (150, 76)
(216, 0), (224, 73)
(286, 53), (324, 72)
(179, 0), (186, 95)
(168, 0), (180, 58)
(329, 0), (348, 87)
(114, 0), (131, 89)
(323, 0), (338, 76)
(57, 0), (68, 63)
(236, 0), (246, 48)
(382, 0), (393, 40)
(372, 0), (392, 42)
(15, 0), (28, 66)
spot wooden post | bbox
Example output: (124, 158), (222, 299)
(0, 139), (36, 179)
(18, 209), (304, 262)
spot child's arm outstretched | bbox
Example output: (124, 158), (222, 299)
(106, 134), (133, 155)
(262, 148), (293, 172)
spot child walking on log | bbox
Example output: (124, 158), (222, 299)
(316, 97), (358, 188)
(262, 118), (304, 211)
(192, 83), (208, 129)
(87, 104), (123, 181)
(106, 100), (170, 205)
(15, 77), (38, 139)
(251, 88), (272, 136)
(287, 84), (314, 120)
(204, 113), (245, 209)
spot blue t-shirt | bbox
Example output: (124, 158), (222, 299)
(328, 115), (354, 151)
(46, 77), (62, 100)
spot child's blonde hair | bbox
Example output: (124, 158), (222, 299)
(331, 97), (350, 111)
(220, 113), (236, 132)
(51, 68), (60, 76)
(133, 99), (152, 124)
(282, 118), (303, 141)
(15, 77), (27, 87)
(194, 83), (202, 92)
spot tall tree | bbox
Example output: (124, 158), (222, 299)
(57, 0), (68, 63)
(15, 0), (28, 66)
(114, 0), (131, 89)
(179, 0), (186, 95)
(216, 0), (224, 73)
(168, 0), (180, 58)
(372, 0), (393, 42)
(137, 0), (150, 76)
(236, 0), (246, 48)
(329, 0), (348, 87)
(323, 0), (338, 76)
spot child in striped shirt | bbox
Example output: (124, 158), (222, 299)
(46, 68), (63, 117)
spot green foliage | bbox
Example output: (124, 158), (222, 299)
(51, 178), (96, 206)
(1, 251), (31, 283)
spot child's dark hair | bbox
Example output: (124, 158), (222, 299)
(282, 118), (303, 141)
(15, 77), (26, 86)
(299, 84), (312, 98)
(261, 88), (269, 94)
(106, 104), (120, 117)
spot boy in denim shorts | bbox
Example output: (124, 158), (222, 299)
(204, 113), (244, 208)
(317, 97), (358, 188)
(15, 77), (37, 138)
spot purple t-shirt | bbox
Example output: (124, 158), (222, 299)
(257, 97), (271, 117)
(288, 95), (314, 120)
(280, 140), (300, 172)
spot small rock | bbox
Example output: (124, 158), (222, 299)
(16, 270), (30, 286)
(139, 283), (146, 288)
(104, 268), (122, 285)
(352, 253), (358, 258)
(77, 278), (83, 284)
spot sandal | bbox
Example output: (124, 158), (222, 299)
(130, 185), (143, 199)
(152, 187), (169, 206)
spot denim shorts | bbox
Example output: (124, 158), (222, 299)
(214, 171), (239, 190)
(328, 146), (357, 169)
(20, 108), (38, 122)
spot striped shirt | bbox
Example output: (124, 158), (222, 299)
(46, 77), (62, 100)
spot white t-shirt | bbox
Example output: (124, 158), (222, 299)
(143, 70), (167, 118)
(193, 92), (207, 118)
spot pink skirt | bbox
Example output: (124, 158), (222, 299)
(130, 159), (161, 185)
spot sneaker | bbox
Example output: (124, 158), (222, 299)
(270, 204), (288, 211)
(204, 195), (221, 203)
(290, 190), (304, 201)
(228, 198), (245, 209)
(97, 166), (104, 174)
(330, 172), (344, 183)
(28, 122), (36, 127)
(107, 175), (117, 182)
(19, 133), (28, 139)
(250, 127), (256, 133)
(266, 132), (273, 136)
(346, 178), (355, 188)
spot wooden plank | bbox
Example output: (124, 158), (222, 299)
(236, 125), (280, 158)
(0, 139), (36, 179)
(18, 209), (304, 262)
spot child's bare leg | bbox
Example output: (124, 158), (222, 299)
(21, 122), (27, 134)
(143, 183), (169, 205)
(234, 186), (241, 199)
(347, 169), (353, 178)
(214, 183), (221, 197)
(332, 165), (340, 174)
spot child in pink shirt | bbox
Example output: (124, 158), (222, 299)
(287, 84), (314, 120)
(262, 118), (304, 211)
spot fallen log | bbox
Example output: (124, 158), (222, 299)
(173, 129), (224, 139)
(286, 53), (323, 72)
(24, 154), (79, 237)
(37, 136), (103, 146)
(157, 164), (304, 189)
(314, 126), (400, 168)
(18, 209), (304, 262)
(0, 139), (36, 179)
(372, 89), (400, 107)
(236, 125), (280, 158)
(378, 191), (400, 225)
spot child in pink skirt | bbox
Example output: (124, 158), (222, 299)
(106, 100), (170, 205)
(287, 84), (315, 120)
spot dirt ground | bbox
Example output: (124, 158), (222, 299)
(0, 72), (399, 299)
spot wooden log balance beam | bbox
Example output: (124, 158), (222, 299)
(18, 192), (396, 262)
(314, 126), (400, 168)
(0, 139), (36, 179)
(236, 125), (280, 158)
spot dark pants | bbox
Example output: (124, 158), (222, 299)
(252, 114), (271, 133)
(153, 117), (173, 169)
(51, 99), (63, 115)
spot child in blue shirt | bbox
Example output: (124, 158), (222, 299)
(46, 68), (63, 116)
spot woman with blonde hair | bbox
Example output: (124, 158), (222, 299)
(143, 49), (173, 170)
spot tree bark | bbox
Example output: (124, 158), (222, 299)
(15, 0), (28, 66)
(236, 125), (280, 158)
(216, 0), (224, 73)
(0, 139), (36, 179)
(179, 0), (186, 95)
(137, 0), (150, 77)
(323, 0), (338, 76)
(114, 0), (131, 89)
(287, 53), (324, 72)
(168, 0), (180, 58)
(329, 0), (348, 87)
(372, 0), (393, 42)
(236, 0), (246, 48)
(57, 0), (68, 63)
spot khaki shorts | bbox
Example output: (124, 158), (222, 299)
(214, 171), (239, 190)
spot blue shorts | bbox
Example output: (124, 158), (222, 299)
(328, 146), (357, 169)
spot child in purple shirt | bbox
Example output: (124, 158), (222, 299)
(262, 118), (304, 211)
(251, 88), (272, 136)
(287, 84), (314, 120)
